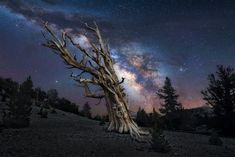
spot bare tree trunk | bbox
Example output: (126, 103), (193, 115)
(103, 89), (142, 138)
(97, 66), (147, 139)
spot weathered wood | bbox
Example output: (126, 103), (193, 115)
(42, 22), (148, 140)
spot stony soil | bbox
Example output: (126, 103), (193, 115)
(0, 107), (235, 157)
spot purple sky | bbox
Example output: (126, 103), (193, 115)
(1, 0), (235, 114)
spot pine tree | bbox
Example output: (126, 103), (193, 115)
(5, 76), (33, 128)
(81, 102), (92, 118)
(202, 65), (235, 136)
(47, 89), (58, 113)
(136, 107), (149, 127)
(0, 78), (19, 103)
(0, 77), (5, 102)
(157, 77), (183, 130)
(157, 77), (182, 114)
(47, 89), (58, 106)
(33, 87), (47, 106)
(151, 107), (161, 127)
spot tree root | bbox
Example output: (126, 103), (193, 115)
(106, 121), (151, 143)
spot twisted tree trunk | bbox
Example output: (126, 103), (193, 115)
(103, 83), (142, 138)
(42, 22), (148, 140)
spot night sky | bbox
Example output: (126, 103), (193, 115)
(1, 0), (235, 114)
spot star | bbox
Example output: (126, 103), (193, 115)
(1, 0), (235, 113)
(179, 66), (187, 72)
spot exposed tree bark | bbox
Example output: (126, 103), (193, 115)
(42, 22), (148, 140)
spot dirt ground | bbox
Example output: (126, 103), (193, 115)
(0, 107), (235, 157)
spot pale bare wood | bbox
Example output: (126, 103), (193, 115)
(42, 22), (149, 141)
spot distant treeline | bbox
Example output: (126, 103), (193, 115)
(0, 76), (33, 128)
(136, 65), (235, 137)
(1, 64), (235, 138)
(0, 76), (98, 128)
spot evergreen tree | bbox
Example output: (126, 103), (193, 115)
(157, 77), (182, 114)
(157, 77), (183, 130)
(0, 78), (19, 103)
(151, 107), (161, 127)
(47, 89), (59, 113)
(33, 87), (47, 106)
(5, 76), (33, 128)
(201, 65), (235, 136)
(47, 89), (58, 106)
(136, 107), (149, 127)
(0, 77), (5, 102)
(81, 102), (91, 118)
(56, 98), (79, 114)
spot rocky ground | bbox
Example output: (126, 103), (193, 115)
(0, 107), (235, 157)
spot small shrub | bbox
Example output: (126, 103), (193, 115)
(41, 110), (48, 118)
(151, 124), (171, 153)
(209, 132), (223, 146)
(93, 115), (102, 121)
(50, 109), (57, 114)
(81, 102), (91, 119)
(99, 119), (105, 126)
(38, 107), (48, 118)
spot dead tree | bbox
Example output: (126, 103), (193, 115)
(42, 22), (148, 140)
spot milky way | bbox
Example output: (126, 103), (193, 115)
(1, 0), (235, 114)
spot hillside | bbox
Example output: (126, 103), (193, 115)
(0, 107), (235, 157)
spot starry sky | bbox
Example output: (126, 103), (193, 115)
(1, 0), (235, 114)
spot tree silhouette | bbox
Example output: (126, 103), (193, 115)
(57, 97), (79, 114)
(202, 65), (235, 136)
(0, 78), (19, 103)
(47, 89), (58, 103)
(157, 77), (182, 114)
(5, 76), (33, 128)
(81, 102), (92, 119)
(136, 107), (149, 127)
(0, 77), (5, 102)
(150, 107), (162, 127)
(157, 77), (183, 130)
(33, 87), (47, 106)
(47, 89), (59, 111)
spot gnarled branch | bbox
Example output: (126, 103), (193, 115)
(117, 77), (125, 85)
(83, 83), (105, 99)
(43, 23), (99, 77)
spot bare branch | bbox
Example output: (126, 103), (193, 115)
(42, 23), (99, 77)
(117, 77), (125, 85)
(65, 34), (94, 59)
(70, 71), (86, 78)
(61, 31), (66, 47)
(88, 60), (97, 69)
(83, 83), (105, 99)
(85, 22), (96, 32)
(72, 77), (100, 84)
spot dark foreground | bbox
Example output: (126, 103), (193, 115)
(0, 108), (235, 157)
